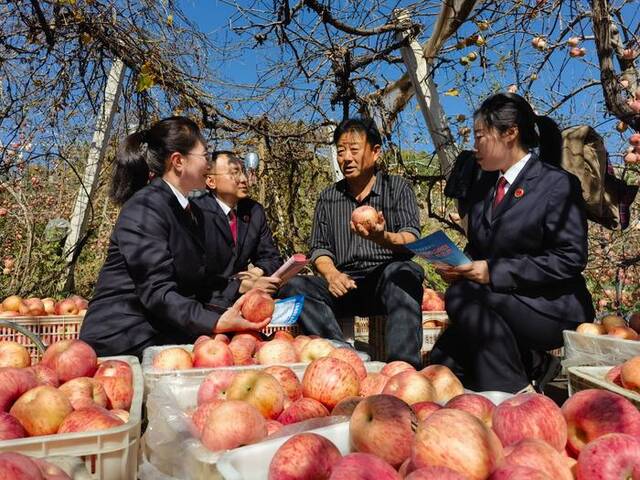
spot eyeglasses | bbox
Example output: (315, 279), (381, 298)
(207, 170), (246, 181)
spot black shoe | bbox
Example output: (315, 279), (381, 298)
(532, 353), (562, 393)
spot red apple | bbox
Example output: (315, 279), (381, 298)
(54, 298), (79, 315)
(299, 338), (335, 362)
(40, 339), (98, 383)
(197, 369), (237, 405)
(268, 432), (342, 480)
(411, 408), (504, 480)
(10, 385), (73, 436)
(351, 205), (380, 231)
(193, 335), (211, 350)
(27, 365), (59, 387)
(406, 466), (470, 480)
(293, 335), (312, 357)
(445, 393), (496, 427)
(489, 465), (552, 480)
(212, 333), (230, 344)
(41, 298), (56, 315)
(359, 373), (388, 396)
(331, 396), (363, 416)
(188, 400), (223, 437)
(562, 389), (640, 456)
(68, 294), (88, 311)
(23, 298), (45, 316)
(575, 433), (640, 479)
(329, 452), (401, 480)
(492, 393), (567, 452)
(93, 359), (133, 411)
(59, 377), (108, 410)
(0, 341), (31, 368)
(606, 364), (624, 387)
(277, 397), (330, 425)
(329, 348), (367, 380)
(502, 439), (573, 480)
(350, 394), (417, 468)
(0, 367), (39, 411)
(263, 365), (303, 404)
(273, 330), (295, 342)
(419, 365), (464, 403)
(33, 458), (73, 480)
(380, 360), (415, 377)
(226, 370), (285, 419)
(241, 288), (275, 323)
(151, 347), (193, 370)
(200, 400), (267, 452)
(192, 339), (234, 368)
(0, 411), (27, 440)
(621, 356), (640, 391)
(110, 409), (130, 424)
(0, 452), (44, 480)
(256, 339), (298, 365)
(412, 401), (442, 422)
(58, 405), (124, 433)
(607, 326), (639, 340)
(382, 370), (436, 405)
(266, 419), (283, 436)
(228, 338), (256, 365)
(302, 357), (360, 410)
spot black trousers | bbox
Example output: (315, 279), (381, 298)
(280, 261), (425, 368)
(430, 280), (579, 393)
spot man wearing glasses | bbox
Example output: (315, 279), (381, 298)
(194, 151), (283, 310)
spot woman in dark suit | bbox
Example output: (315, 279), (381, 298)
(430, 93), (594, 394)
(80, 117), (270, 357)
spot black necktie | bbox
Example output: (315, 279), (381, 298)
(184, 203), (197, 228)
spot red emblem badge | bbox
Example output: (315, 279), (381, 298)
(514, 188), (524, 198)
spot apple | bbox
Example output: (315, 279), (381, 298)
(493, 393), (567, 452)
(0, 411), (26, 440)
(406, 466), (469, 480)
(489, 465), (552, 480)
(601, 315), (626, 332)
(606, 364), (624, 387)
(69, 294), (88, 311)
(33, 458), (73, 480)
(0, 341), (31, 368)
(621, 356), (640, 391)
(608, 326), (639, 340)
(228, 338), (256, 365)
(40, 339), (98, 383)
(562, 389), (640, 456)
(193, 335), (211, 350)
(256, 339), (298, 365)
(23, 298), (45, 316)
(299, 338), (335, 362)
(576, 323), (606, 336)
(10, 385), (73, 436)
(212, 333), (230, 344)
(277, 397), (330, 425)
(273, 330), (295, 342)
(412, 401), (442, 422)
(269, 432), (342, 480)
(189, 400), (223, 437)
(350, 394), (417, 468)
(1, 295), (23, 312)
(110, 409), (130, 424)
(380, 360), (415, 377)
(192, 339), (234, 368)
(359, 373), (388, 396)
(328, 347), (367, 380)
(58, 405), (124, 433)
(445, 393), (496, 427)
(419, 365), (464, 403)
(351, 205), (380, 231)
(302, 357), (360, 410)
(329, 452), (401, 480)
(0, 452), (44, 480)
(93, 359), (133, 411)
(412, 408), (504, 480)
(54, 298), (79, 316)
(200, 400), (267, 452)
(0, 367), (39, 411)
(241, 288), (275, 323)
(502, 439), (573, 480)
(331, 396), (363, 416)
(41, 298), (56, 315)
(197, 369), (237, 405)
(151, 347), (193, 370)
(263, 365), (303, 404)
(226, 370), (285, 419)
(382, 370), (436, 405)
(575, 433), (640, 479)
(59, 377), (108, 410)
(266, 419), (283, 436)
(293, 335), (312, 357)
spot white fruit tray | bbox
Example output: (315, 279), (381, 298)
(567, 365), (640, 409)
(140, 362), (385, 480)
(141, 343), (371, 396)
(0, 355), (143, 480)
(216, 390), (513, 480)
(563, 330), (640, 369)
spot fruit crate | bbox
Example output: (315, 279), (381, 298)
(567, 365), (640, 409)
(0, 315), (84, 363)
(563, 330), (640, 369)
(261, 324), (300, 336)
(0, 355), (143, 480)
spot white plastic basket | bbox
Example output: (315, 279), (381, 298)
(563, 330), (640, 369)
(0, 355), (143, 480)
(567, 365), (640, 409)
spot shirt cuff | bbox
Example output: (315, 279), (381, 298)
(310, 248), (336, 264)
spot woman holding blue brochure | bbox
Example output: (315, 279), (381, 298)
(430, 93), (594, 394)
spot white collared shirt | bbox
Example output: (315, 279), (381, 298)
(497, 152), (532, 195)
(163, 179), (189, 209)
(215, 196), (237, 222)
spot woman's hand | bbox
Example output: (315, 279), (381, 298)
(434, 263), (464, 284)
(237, 267), (281, 294)
(453, 260), (490, 284)
(214, 293), (271, 333)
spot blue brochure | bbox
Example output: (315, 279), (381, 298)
(406, 230), (471, 267)
(268, 295), (305, 326)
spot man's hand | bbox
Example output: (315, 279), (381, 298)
(350, 211), (386, 243)
(214, 293), (271, 333)
(325, 270), (357, 298)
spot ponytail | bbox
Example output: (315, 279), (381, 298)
(534, 115), (563, 167)
(109, 116), (205, 205)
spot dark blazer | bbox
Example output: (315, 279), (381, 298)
(80, 179), (220, 357)
(462, 153), (594, 322)
(193, 193), (283, 309)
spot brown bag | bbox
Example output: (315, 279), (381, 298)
(561, 125), (637, 230)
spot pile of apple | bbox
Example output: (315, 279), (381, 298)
(266, 387), (640, 479)
(0, 295), (88, 317)
(421, 288), (445, 313)
(576, 313), (640, 341)
(605, 355), (640, 393)
(152, 331), (358, 369)
(0, 451), (74, 479)
(0, 339), (134, 443)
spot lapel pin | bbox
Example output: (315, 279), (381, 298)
(514, 188), (524, 198)
(243, 215), (250, 222)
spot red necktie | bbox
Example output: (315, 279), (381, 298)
(229, 209), (238, 244)
(493, 177), (508, 210)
